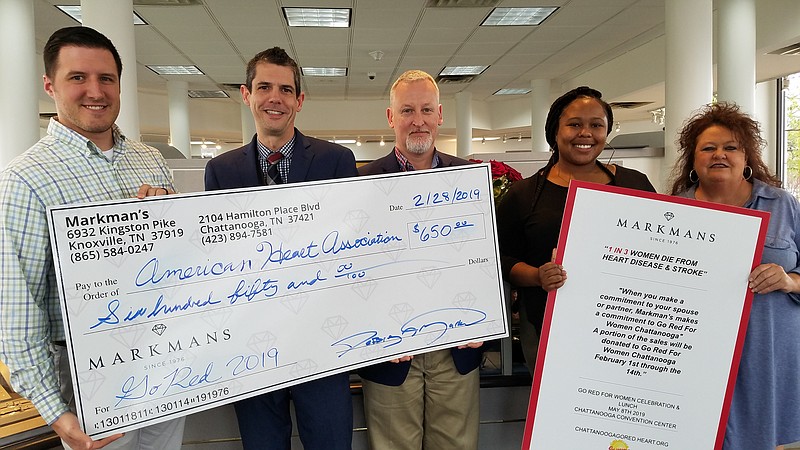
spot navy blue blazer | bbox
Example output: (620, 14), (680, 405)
(357, 149), (484, 386)
(204, 129), (357, 190)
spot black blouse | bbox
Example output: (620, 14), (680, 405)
(496, 164), (656, 330)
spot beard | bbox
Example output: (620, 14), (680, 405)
(405, 132), (433, 155)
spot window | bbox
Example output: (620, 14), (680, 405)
(782, 73), (800, 199)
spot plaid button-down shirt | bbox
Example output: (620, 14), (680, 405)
(393, 147), (441, 171)
(0, 118), (174, 423)
(257, 135), (295, 183)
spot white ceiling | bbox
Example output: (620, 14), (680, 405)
(32, 0), (669, 100)
(31, 0), (800, 141)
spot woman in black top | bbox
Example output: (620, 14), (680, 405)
(496, 86), (656, 374)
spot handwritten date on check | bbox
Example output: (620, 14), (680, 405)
(47, 164), (508, 438)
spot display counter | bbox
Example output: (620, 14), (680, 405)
(0, 361), (57, 448)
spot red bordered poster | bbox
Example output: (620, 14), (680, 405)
(522, 181), (769, 450)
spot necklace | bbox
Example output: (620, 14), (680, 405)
(552, 166), (573, 185)
(552, 163), (613, 186)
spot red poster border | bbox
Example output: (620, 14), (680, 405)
(520, 180), (770, 450)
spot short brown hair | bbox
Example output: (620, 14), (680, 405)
(44, 26), (122, 79)
(244, 47), (301, 95)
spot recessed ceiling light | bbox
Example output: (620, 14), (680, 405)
(56, 5), (147, 25)
(283, 8), (351, 27)
(188, 90), (229, 98)
(494, 88), (532, 96)
(330, 139), (356, 144)
(147, 65), (204, 75)
(302, 67), (348, 77)
(439, 66), (489, 76)
(481, 7), (558, 26)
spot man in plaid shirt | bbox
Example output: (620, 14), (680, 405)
(0, 26), (183, 449)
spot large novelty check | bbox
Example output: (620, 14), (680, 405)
(47, 164), (507, 438)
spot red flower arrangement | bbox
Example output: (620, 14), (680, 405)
(469, 159), (523, 202)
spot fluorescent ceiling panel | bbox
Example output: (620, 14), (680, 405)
(494, 88), (532, 95)
(188, 90), (229, 98)
(302, 67), (348, 77)
(481, 7), (558, 26)
(283, 8), (350, 27)
(56, 5), (147, 25)
(147, 65), (204, 75)
(439, 66), (489, 76)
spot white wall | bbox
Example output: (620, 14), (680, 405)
(138, 90), (243, 144)
(755, 80), (778, 173)
(757, 0), (800, 57)
(566, 36), (667, 103)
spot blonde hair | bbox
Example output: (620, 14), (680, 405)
(389, 70), (439, 106)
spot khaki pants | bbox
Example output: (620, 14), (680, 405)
(362, 349), (480, 450)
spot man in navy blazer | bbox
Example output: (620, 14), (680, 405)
(357, 70), (484, 450)
(204, 47), (356, 450)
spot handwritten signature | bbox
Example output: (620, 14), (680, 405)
(330, 307), (487, 358)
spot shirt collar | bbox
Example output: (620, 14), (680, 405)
(683, 178), (777, 205)
(393, 147), (440, 171)
(257, 133), (296, 160)
(749, 178), (779, 202)
(47, 118), (126, 158)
